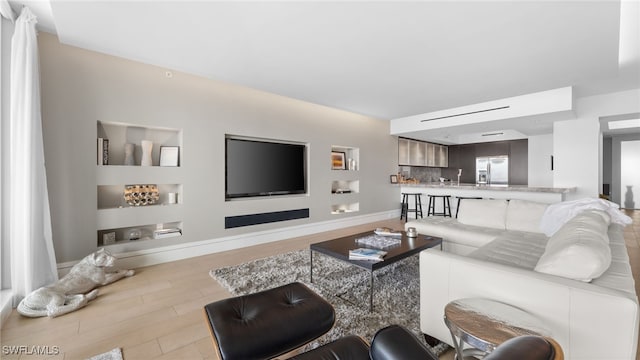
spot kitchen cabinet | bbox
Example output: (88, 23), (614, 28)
(398, 138), (448, 167)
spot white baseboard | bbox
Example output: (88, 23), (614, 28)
(0, 289), (13, 328)
(58, 210), (399, 274)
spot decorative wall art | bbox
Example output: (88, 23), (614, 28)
(331, 151), (346, 170)
(160, 146), (180, 167)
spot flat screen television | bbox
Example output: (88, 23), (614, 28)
(225, 137), (307, 199)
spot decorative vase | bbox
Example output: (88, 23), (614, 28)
(124, 143), (135, 165)
(141, 140), (153, 166)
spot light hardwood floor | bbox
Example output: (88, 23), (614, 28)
(1, 211), (639, 360)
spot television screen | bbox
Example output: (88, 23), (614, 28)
(225, 137), (307, 199)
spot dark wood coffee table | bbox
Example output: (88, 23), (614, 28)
(310, 231), (442, 311)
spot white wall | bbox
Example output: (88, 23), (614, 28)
(38, 33), (399, 263)
(612, 134), (640, 208)
(553, 89), (640, 201)
(527, 134), (553, 187)
(621, 140), (640, 209)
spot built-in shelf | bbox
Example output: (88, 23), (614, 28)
(330, 145), (360, 215)
(330, 203), (360, 215)
(96, 121), (184, 247)
(331, 180), (359, 194)
(331, 145), (360, 171)
(97, 121), (182, 167)
(97, 221), (183, 246)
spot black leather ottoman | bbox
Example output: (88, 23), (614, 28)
(290, 335), (370, 360)
(204, 282), (336, 360)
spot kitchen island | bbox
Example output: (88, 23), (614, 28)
(398, 183), (575, 216)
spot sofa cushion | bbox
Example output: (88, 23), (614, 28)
(406, 217), (502, 254)
(457, 199), (508, 230)
(534, 210), (612, 282)
(469, 231), (549, 270)
(505, 200), (548, 234)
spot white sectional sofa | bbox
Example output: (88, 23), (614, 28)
(406, 198), (638, 360)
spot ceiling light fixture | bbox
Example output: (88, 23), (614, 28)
(481, 132), (504, 137)
(608, 119), (640, 130)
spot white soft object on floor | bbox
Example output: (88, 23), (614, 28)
(457, 199), (508, 230)
(17, 248), (134, 318)
(535, 210), (612, 282)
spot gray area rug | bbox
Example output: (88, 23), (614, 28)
(210, 249), (449, 355)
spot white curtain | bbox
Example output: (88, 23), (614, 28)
(8, 6), (57, 305)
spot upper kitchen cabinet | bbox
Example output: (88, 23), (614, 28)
(398, 138), (448, 167)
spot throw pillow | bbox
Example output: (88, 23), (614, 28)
(534, 210), (611, 282)
(457, 199), (508, 230)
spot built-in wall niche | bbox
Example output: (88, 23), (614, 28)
(97, 121), (182, 166)
(97, 221), (183, 246)
(331, 203), (359, 215)
(98, 184), (182, 209)
(331, 145), (360, 171)
(331, 180), (359, 194)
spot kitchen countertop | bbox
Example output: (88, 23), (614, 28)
(397, 182), (575, 194)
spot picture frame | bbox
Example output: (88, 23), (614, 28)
(160, 146), (180, 167)
(331, 151), (346, 170)
(390, 175), (398, 184)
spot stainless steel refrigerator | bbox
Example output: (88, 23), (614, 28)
(476, 156), (509, 185)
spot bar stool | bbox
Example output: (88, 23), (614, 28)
(400, 193), (424, 221)
(427, 195), (452, 217)
(455, 196), (482, 218)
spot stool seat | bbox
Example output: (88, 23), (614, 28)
(401, 192), (423, 221)
(204, 282), (335, 360)
(427, 195), (452, 217)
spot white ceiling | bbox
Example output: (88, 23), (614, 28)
(7, 1), (640, 142)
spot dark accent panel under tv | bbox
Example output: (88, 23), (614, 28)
(225, 209), (310, 229)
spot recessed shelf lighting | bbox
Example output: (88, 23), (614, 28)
(608, 119), (640, 130)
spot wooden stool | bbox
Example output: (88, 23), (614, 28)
(455, 196), (482, 218)
(444, 298), (551, 360)
(427, 195), (451, 217)
(401, 192), (424, 220)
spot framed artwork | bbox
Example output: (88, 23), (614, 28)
(390, 175), (398, 184)
(331, 151), (346, 170)
(160, 146), (180, 167)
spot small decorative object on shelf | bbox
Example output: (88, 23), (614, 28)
(97, 138), (109, 165)
(123, 184), (160, 206)
(128, 228), (142, 241)
(160, 146), (180, 167)
(348, 158), (357, 170)
(124, 143), (135, 165)
(103, 231), (116, 245)
(167, 192), (178, 204)
(141, 139), (153, 166)
(153, 228), (182, 239)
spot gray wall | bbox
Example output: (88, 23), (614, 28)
(39, 33), (398, 263)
